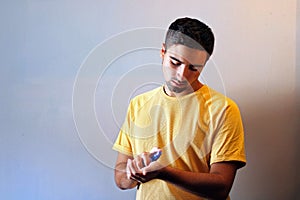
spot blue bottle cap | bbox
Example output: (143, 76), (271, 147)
(150, 151), (162, 162)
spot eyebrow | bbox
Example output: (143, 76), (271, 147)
(169, 55), (204, 68)
(169, 56), (182, 63)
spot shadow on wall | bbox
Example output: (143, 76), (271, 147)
(232, 89), (298, 200)
(296, 1), (300, 198)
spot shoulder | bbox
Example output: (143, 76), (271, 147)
(129, 86), (162, 106)
(200, 85), (240, 113)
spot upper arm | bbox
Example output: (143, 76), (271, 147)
(210, 101), (246, 169)
(210, 162), (238, 194)
(115, 152), (133, 173)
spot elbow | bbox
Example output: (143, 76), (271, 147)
(199, 181), (231, 200)
(114, 175), (128, 190)
(203, 191), (229, 200)
(116, 183), (128, 190)
(214, 192), (230, 200)
(115, 180), (135, 190)
(114, 172), (135, 190)
(208, 186), (231, 200)
(115, 180), (127, 190)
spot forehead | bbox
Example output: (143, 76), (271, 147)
(166, 44), (208, 65)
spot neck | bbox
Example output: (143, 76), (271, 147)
(164, 81), (203, 97)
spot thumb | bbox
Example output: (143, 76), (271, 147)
(142, 158), (162, 175)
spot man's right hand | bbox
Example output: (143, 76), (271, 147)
(126, 148), (162, 183)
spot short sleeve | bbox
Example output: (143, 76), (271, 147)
(112, 130), (133, 156)
(112, 101), (134, 156)
(210, 100), (246, 168)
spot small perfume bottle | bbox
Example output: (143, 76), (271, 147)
(150, 147), (162, 162)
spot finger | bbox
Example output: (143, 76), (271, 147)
(130, 175), (142, 183)
(126, 159), (132, 179)
(133, 158), (144, 174)
(142, 164), (150, 175)
(142, 161), (153, 175)
(135, 154), (146, 170)
(142, 160), (162, 175)
(133, 173), (148, 183)
(126, 159), (137, 178)
(141, 152), (151, 167)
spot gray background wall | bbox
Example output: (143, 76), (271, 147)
(1, 1), (298, 199)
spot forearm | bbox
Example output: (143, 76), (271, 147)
(114, 162), (138, 190)
(158, 166), (234, 199)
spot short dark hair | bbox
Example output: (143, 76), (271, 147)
(165, 17), (215, 56)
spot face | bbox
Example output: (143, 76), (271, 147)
(161, 44), (208, 97)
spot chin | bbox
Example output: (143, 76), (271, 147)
(169, 86), (186, 93)
(165, 81), (187, 94)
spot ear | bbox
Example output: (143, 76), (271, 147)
(160, 43), (166, 58)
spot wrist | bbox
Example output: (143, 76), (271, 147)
(157, 166), (169, 181)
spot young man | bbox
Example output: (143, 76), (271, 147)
(113, 17), (246, 200)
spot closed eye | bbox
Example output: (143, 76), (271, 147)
(169, 56), (182, 66)
(189, 65), (198, 71)
(169, 56), (203, 71)
(170, 60), (181, 66)
(189, 65), (203, 71)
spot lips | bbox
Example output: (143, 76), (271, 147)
(171, 79), (187, 87)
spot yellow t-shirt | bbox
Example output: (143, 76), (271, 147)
(113, 85), (246, 200)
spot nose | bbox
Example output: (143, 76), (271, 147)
(176, 65), (189, 81)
